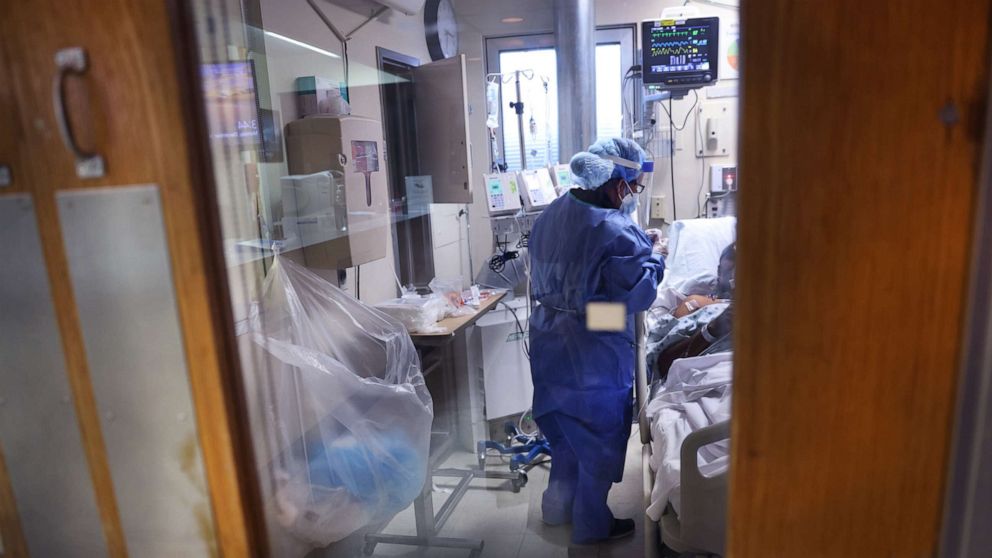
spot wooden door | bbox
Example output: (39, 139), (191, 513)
(0, 1), (263, 556)
(731, 1), (990, 556)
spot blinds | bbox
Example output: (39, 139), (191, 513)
(498, 44), (624, 171)
(498, 49), (559, 170)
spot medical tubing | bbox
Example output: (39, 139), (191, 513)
(500, 300), (530, 360)
(659, 90), (701, 221)
(669, 97), (678, 221)
(463, 205), (474, 280)
(518, 408), (539, 437)
(660, 89), (698, 131)
(622, 70), (634, 138)
(695, 99), (708, 217)
(513, 210), (535, 335)
(700, 322), (718, 343)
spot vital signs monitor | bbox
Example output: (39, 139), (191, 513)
(641, 17), (720, 90)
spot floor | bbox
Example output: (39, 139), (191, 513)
(315, 427), (649, 558)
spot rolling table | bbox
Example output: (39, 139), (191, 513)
(363, 292), (527, 557)
(408, 291), (506, 345)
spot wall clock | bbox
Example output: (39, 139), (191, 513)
(425, 0), (458, 61)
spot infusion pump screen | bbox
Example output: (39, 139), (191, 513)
(642, 17), (719, 87)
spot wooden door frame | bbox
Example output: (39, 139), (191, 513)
(0, 0), (269, 555)
(940, 47), (992, 558)
(164, 0), (269, 554)
(729, 1), (990, 556)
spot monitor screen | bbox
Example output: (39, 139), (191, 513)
(201, 61), (262, 144)
(642, 17), (720, 88)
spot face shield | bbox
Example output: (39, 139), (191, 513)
(602, 154), (654, 223)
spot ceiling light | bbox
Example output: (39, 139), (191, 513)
(264, 31), (340, 59)
(500, 16), (525, 24)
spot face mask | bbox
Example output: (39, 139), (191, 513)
(620, 182), (638, 215)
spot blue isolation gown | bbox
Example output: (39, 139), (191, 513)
(528, 190), (664, 541)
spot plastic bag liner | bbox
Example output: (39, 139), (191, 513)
(429, 277), (474, 318)
(250, 255), (433, 548)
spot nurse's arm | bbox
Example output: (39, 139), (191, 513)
(602, 236), (666, 313)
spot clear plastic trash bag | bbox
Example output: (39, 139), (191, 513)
(429, 276), (474, 318)
(250, 255), (433, 548)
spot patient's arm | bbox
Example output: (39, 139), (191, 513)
(672, 294), (718, 318)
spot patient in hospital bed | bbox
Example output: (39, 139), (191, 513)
(654, 304), (733, 376)
(641, 217), (737, 526)
(647, 241), (735, 382)
(652, 217), (736, 312)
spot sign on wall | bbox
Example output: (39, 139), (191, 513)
(721, 19), (740, 80)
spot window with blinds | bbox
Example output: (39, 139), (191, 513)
(492, 31), (632, 172)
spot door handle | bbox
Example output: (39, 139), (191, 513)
(53, 47), (105, 179)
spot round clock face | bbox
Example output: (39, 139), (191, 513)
(426, 0), (458, 61)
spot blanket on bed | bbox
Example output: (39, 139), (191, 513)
(645, 352), (732, 520)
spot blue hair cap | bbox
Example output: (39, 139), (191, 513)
(568, 137), (647, 190)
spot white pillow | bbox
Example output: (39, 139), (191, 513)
(661, 217), (736, 295)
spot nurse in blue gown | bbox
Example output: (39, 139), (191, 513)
(529, 138), (665, 544)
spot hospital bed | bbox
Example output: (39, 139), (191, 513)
(636, 217), (736, 557)
(658, 420), (730, 554)
(642, 368), (730, 556)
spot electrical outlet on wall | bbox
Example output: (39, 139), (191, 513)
(651, 195), (667, 220)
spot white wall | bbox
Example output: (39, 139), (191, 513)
(457, 0), (740, 271)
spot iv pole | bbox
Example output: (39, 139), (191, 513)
(512, 70), (528, 169)
(490, 70), (536, 170)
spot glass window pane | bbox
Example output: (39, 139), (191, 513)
(499, 43), (625, 170)
(499, 49), (559, 170)
(595, 43), (624, 142)
(184, 0), (738, 553)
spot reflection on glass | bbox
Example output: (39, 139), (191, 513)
(201, 61), (263, 144)
(280, 170), (348, 249)
(188, 0), (738, 554)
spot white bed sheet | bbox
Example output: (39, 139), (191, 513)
(646, 352), (733, 521)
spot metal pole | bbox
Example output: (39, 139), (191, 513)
(307, 0), (346, 43)
(635, 311), (650, 444)
(634, 310), (656, 554)
(515, 71), (527, 169)
(346, 6), (390, 39)
(554, 0), (597, 161)
(460, 205), (475, 279)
